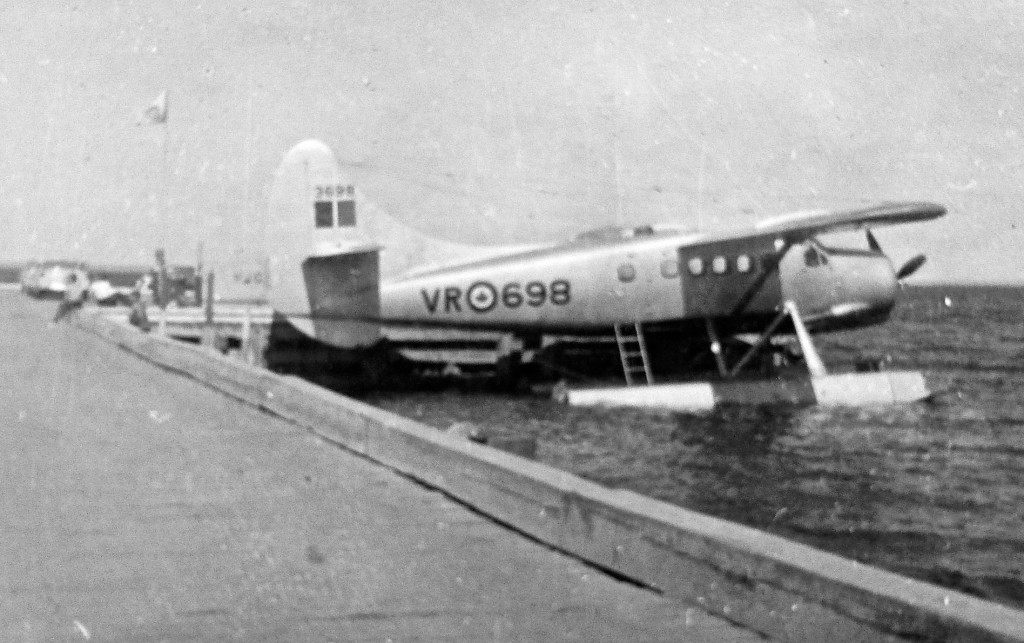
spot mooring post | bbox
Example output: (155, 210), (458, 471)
(154, 248), (168, 310)
(241, 306), (252, 364)
(204, 272), (214, 325)
(250, 324), (268, 368)
(202, 271), (216, 348)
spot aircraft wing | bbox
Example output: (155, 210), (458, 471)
(751, 201), (946, 241)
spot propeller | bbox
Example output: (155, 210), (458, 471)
(866, 229), (927, 282)
(896, 254), (927, 280)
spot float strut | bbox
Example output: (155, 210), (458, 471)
(726, 307), (790, 378)
(783, 300), (828, 377)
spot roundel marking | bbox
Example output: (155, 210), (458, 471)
(467, 281), (498, 313)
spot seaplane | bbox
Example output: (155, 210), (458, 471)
(264, 139), (945, 411)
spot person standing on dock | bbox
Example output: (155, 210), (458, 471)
(53, 270), (88, 323)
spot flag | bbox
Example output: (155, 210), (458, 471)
(139, 90), (168, 125)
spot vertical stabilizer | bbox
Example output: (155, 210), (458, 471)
(267, 139), (381, 348)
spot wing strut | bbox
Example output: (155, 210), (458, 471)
(728, 240), (792, 317)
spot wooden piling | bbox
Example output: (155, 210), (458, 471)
(201, 271), (216, 348)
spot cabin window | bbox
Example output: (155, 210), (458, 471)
(736, 254), (753, 273)
(712, 255), (729, 274)
(337, 200), (356, 226)
(617, 263), (637, 283)
(314, 201), (333, 228)
(660, 259), (679, 278)
(687, 257), (705, 276)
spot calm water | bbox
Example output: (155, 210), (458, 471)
(363, 286), (1024, 610)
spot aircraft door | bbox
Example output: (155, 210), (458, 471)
(678, 234), (784, 318)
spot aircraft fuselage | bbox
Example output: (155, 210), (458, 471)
(380, 227), (899, 334)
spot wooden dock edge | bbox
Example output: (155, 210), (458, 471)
(75, 311), (1024, 642)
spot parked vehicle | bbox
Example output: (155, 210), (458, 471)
(20, 261), (85, 298)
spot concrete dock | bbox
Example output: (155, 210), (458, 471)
(0, 292), (760, 640)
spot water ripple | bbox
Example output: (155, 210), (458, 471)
(364, 286), (1024, 610)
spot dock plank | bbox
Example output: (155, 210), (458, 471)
(0, 294), (759, 641)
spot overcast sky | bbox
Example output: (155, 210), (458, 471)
(2, 2), (1022, 291)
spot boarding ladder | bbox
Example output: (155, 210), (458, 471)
(614, 322), (654, 386)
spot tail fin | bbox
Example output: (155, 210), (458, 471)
(267, 140), (382, 348)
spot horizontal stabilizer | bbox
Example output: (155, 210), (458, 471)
(309, 240), (382, 258)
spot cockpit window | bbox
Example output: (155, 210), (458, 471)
(804, 246), (828, 267)
(575, 224), (657, 243)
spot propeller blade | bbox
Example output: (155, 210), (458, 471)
(896, 254), (927, 281)
(866, 229), (882, 252)
(868, 229), (925, 280)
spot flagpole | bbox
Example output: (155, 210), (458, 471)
(139, 90), (170, 305)
(160, 113), (168, 252)
(156, 116), (168, 308)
